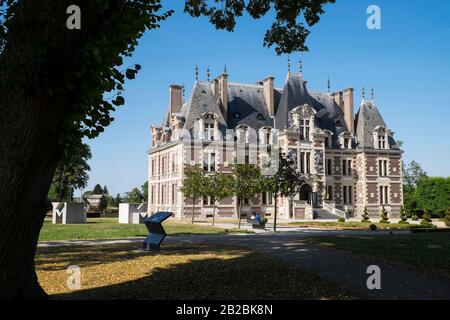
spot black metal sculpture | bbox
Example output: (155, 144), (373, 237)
(143, 211), (173, 251)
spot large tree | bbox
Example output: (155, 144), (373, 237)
(0, 0), (333, 299)
(261, 152), (303, 232)
(231, 163), (261, 229)
(204, 172), (233, 226)
(403, 160), (427, 215)
(180, 166), (206, 224)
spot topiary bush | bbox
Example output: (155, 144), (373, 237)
(379, 206), (390, 224)
(369, 224), (377, 231)
(444, 208), (450, 227)
(399, 206), (409, 224)
(361, 206), (370, 223)
(411, 215), (419, 221)
(421, 210), (432, 224)
(337, 217), (345, 223)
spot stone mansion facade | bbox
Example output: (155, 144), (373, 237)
(147, 69), (403, 220)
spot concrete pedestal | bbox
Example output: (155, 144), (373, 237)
(52, 202), (86, 224)
(119, 203), (148, 224)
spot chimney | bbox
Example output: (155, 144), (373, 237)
(211, 78), (219, 97)
(218, 73), (228, 121)
(342, 88), (354, 134)
(263, 76), (275, 116)
(332, 91), (343, 110)
(169, 84), (183, 114)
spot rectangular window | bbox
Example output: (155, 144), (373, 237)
(343, 186), (347, 204)
(326, 159), (333, 175)
(262, 192), (273, 205)
(161, 185), (165, 205)
(379, 186), (389, 205)
(344, 138), (349, 149)
(171, 184), (176, 204)
(378, 160), (388, 176)
(151, 186), (155, 204)
(210, 153), (215, 172)
(342, 159), (352, 176)
(378, 135), (386, 149)
(172, 154), (176, 172)
(342, 186), (353, 204)
(204, 123), (215, 140)
(238, 197), (250, 205)
(203, 152), (216, 172)
(306, 153), (311, 174)
(203, 196), (213, 206)
(300, 120), (310, 140)
(300, 152), (305, 174)
(326, 186), (333, 200)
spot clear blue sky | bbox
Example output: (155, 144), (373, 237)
(81, 0), (450, 196)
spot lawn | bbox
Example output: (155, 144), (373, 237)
(36, 243), (354, 300)
(39, 218), (249, 241)
(287, 221), (433, 230)
(307, 233), (450, 279)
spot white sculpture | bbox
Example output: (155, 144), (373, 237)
(52, 202), (86, 224)
(118, 203), (148, 224)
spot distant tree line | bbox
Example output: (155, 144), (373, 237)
(403, 161), (449, 219)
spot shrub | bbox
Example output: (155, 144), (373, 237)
(369, 224), (377, 231)
(445, 208), (450, 227)
(337, 217), (345, 223)
(445, 218), (450, 227)
(411, 215), (419, 221)
(361, 206), (370, 223)
(379, 206), (390, 224)
(399, 206), (409, 224)
(421, 210), (432, 224)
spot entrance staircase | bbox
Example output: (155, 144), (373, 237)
(314, 202), (349, 220)
(313, 209), (340, 220)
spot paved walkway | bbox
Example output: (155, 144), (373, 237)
(38, 231), (450, 300)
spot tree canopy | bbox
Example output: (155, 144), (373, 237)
(48, 143), (92, 201)
(0, 0), (335, 300)
(261, 151), (303, 231)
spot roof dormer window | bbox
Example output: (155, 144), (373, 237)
(373, 126), (390, 150)
(338, 132), (352, 150)
(300, 119), (310, 141)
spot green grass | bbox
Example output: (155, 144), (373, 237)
(37, 243), (354, 300)
(307, 233), (450, 279)
(287, 221), (433, 230)
(39, 218), (249, 241)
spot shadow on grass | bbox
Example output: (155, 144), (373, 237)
(37, 243), (352, 300)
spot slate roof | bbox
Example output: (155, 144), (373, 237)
(227, 83), (274, 131)
(181, 82), (227, 134)
(354, 100), (397, 149)
(274, 73), (350, 147)
(162, 72), (394, 149)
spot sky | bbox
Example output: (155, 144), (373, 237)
(81, 0), (450, 196)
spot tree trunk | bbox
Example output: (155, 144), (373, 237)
(238, 202), (242, 229)
(191, 198), (195, 224)
(212, 201), (216, 227)
(273, 196), (278, 232)
(0, 89), (63, 299)
(0, 0), (127, 299)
